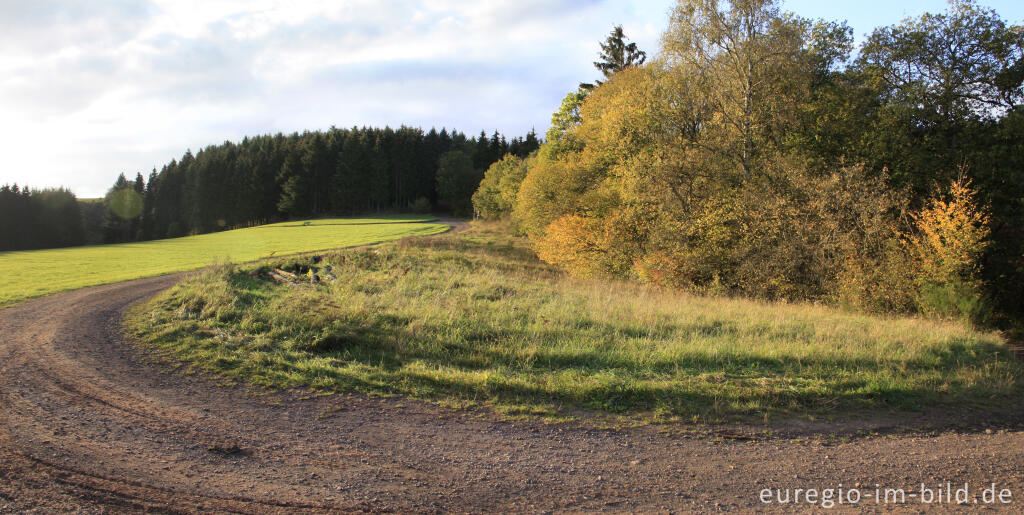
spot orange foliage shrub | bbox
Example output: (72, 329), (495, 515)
(535, 214), (602, 278)
(907, 177), (992, 320)
(909, 177), (991, 284)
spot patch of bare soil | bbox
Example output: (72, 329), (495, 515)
(2, 223), (1024, 512)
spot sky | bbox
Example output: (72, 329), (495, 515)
(1, 1), (1022, 198)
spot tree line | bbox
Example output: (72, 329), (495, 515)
(474, 0), (1024, 324)
(0, 185), (85, 251)
(2, 125), (539, 250)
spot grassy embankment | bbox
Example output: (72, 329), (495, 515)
(0, 215), (446, 308)
(128, 222), (1024, 423)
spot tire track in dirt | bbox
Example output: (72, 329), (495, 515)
(2, 223), (1024, 512)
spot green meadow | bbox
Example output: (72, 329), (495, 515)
(0, 215), (447, 308)
(128, 222), (1024, 423)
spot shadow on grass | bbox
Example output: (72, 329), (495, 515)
(268, 305), (1023, 416)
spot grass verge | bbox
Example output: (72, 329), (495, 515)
(0, 215), (446, 308)
(127, 222), (1024, 424)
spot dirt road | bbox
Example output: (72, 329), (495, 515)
(2, 254), (1024, 512)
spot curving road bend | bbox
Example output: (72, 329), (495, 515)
(2, 263), (1024, 512)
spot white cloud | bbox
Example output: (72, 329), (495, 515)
(0, 0), (673, 197)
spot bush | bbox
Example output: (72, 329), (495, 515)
(907, 177), (992, 321)
(472, 154), (528, 220)
(917, 280), (989, 322)
(535, 214), (601, 277)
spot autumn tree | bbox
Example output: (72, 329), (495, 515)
(472, 154), (530, 220)
(660, 0), (818, 179)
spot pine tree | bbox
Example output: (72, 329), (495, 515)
(581, 25), (647, 90)
(103, 173), (141, 243)
(142, 169), (158, 240)
(131, 172), (145, 239)
(277, 146), (309, 218)
(436, 150), (481, 217)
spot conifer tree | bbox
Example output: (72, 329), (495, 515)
(581, 25), (647, 90)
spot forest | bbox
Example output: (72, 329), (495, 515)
(1, 126), (538, 251)
(472, 0), (1024, 324)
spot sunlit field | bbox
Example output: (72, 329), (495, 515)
(0, 215), (447, 308)
(128, 222), (1024, 423)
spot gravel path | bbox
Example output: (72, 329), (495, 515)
(2, 223), (1023, 513)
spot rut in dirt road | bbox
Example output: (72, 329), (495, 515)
(2, 268), (1024, 512)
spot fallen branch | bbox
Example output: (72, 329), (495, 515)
(273, 268), (298, 279)
(267, 272), (297, 287)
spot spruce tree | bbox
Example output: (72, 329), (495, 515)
(581, 25), (647, 90)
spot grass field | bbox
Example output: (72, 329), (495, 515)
(128, 222), (1024, 424)
(0, 215), (447, 308)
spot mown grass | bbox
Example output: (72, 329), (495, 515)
(0, 215), (446, 308)
(127, 222), (1024, 423)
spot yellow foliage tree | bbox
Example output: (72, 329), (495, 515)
(473, 154), (528, 220)
(907, 176), (991, 319)
(513, 66), (659, 239)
